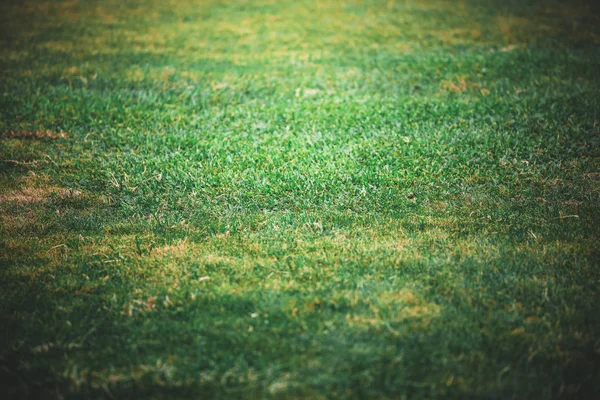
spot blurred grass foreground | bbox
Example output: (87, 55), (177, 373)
(1, 0), (600, 398)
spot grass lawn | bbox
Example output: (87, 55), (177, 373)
(1, 0), (600, 398)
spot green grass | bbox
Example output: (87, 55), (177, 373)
(1, 0), (600, 398)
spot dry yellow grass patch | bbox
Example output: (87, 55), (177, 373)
(377, 289), (441, 319)
(345, 287), (442, 332)
(2, 130), (68, 140)
(0, 171), (68, 205)
(152, 238), (189, 257)
(441, 77), (467, 94)
(0, 187), (52, 204)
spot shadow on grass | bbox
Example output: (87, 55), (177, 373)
(2, 230), (600, 399)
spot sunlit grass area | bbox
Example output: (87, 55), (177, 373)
(1, 0), (600, 398)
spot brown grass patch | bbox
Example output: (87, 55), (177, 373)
(346, 287), (441, 331)
(2, 130), (68, 140)
(441, 77), (467, 93)
(152, 239), (189, 257)
(0, 185), (59, 204)
(378, 288), (441, 320)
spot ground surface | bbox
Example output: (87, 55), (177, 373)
(1, 0), (599, 398)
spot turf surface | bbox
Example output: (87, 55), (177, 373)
(1, 0), (600, 398)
